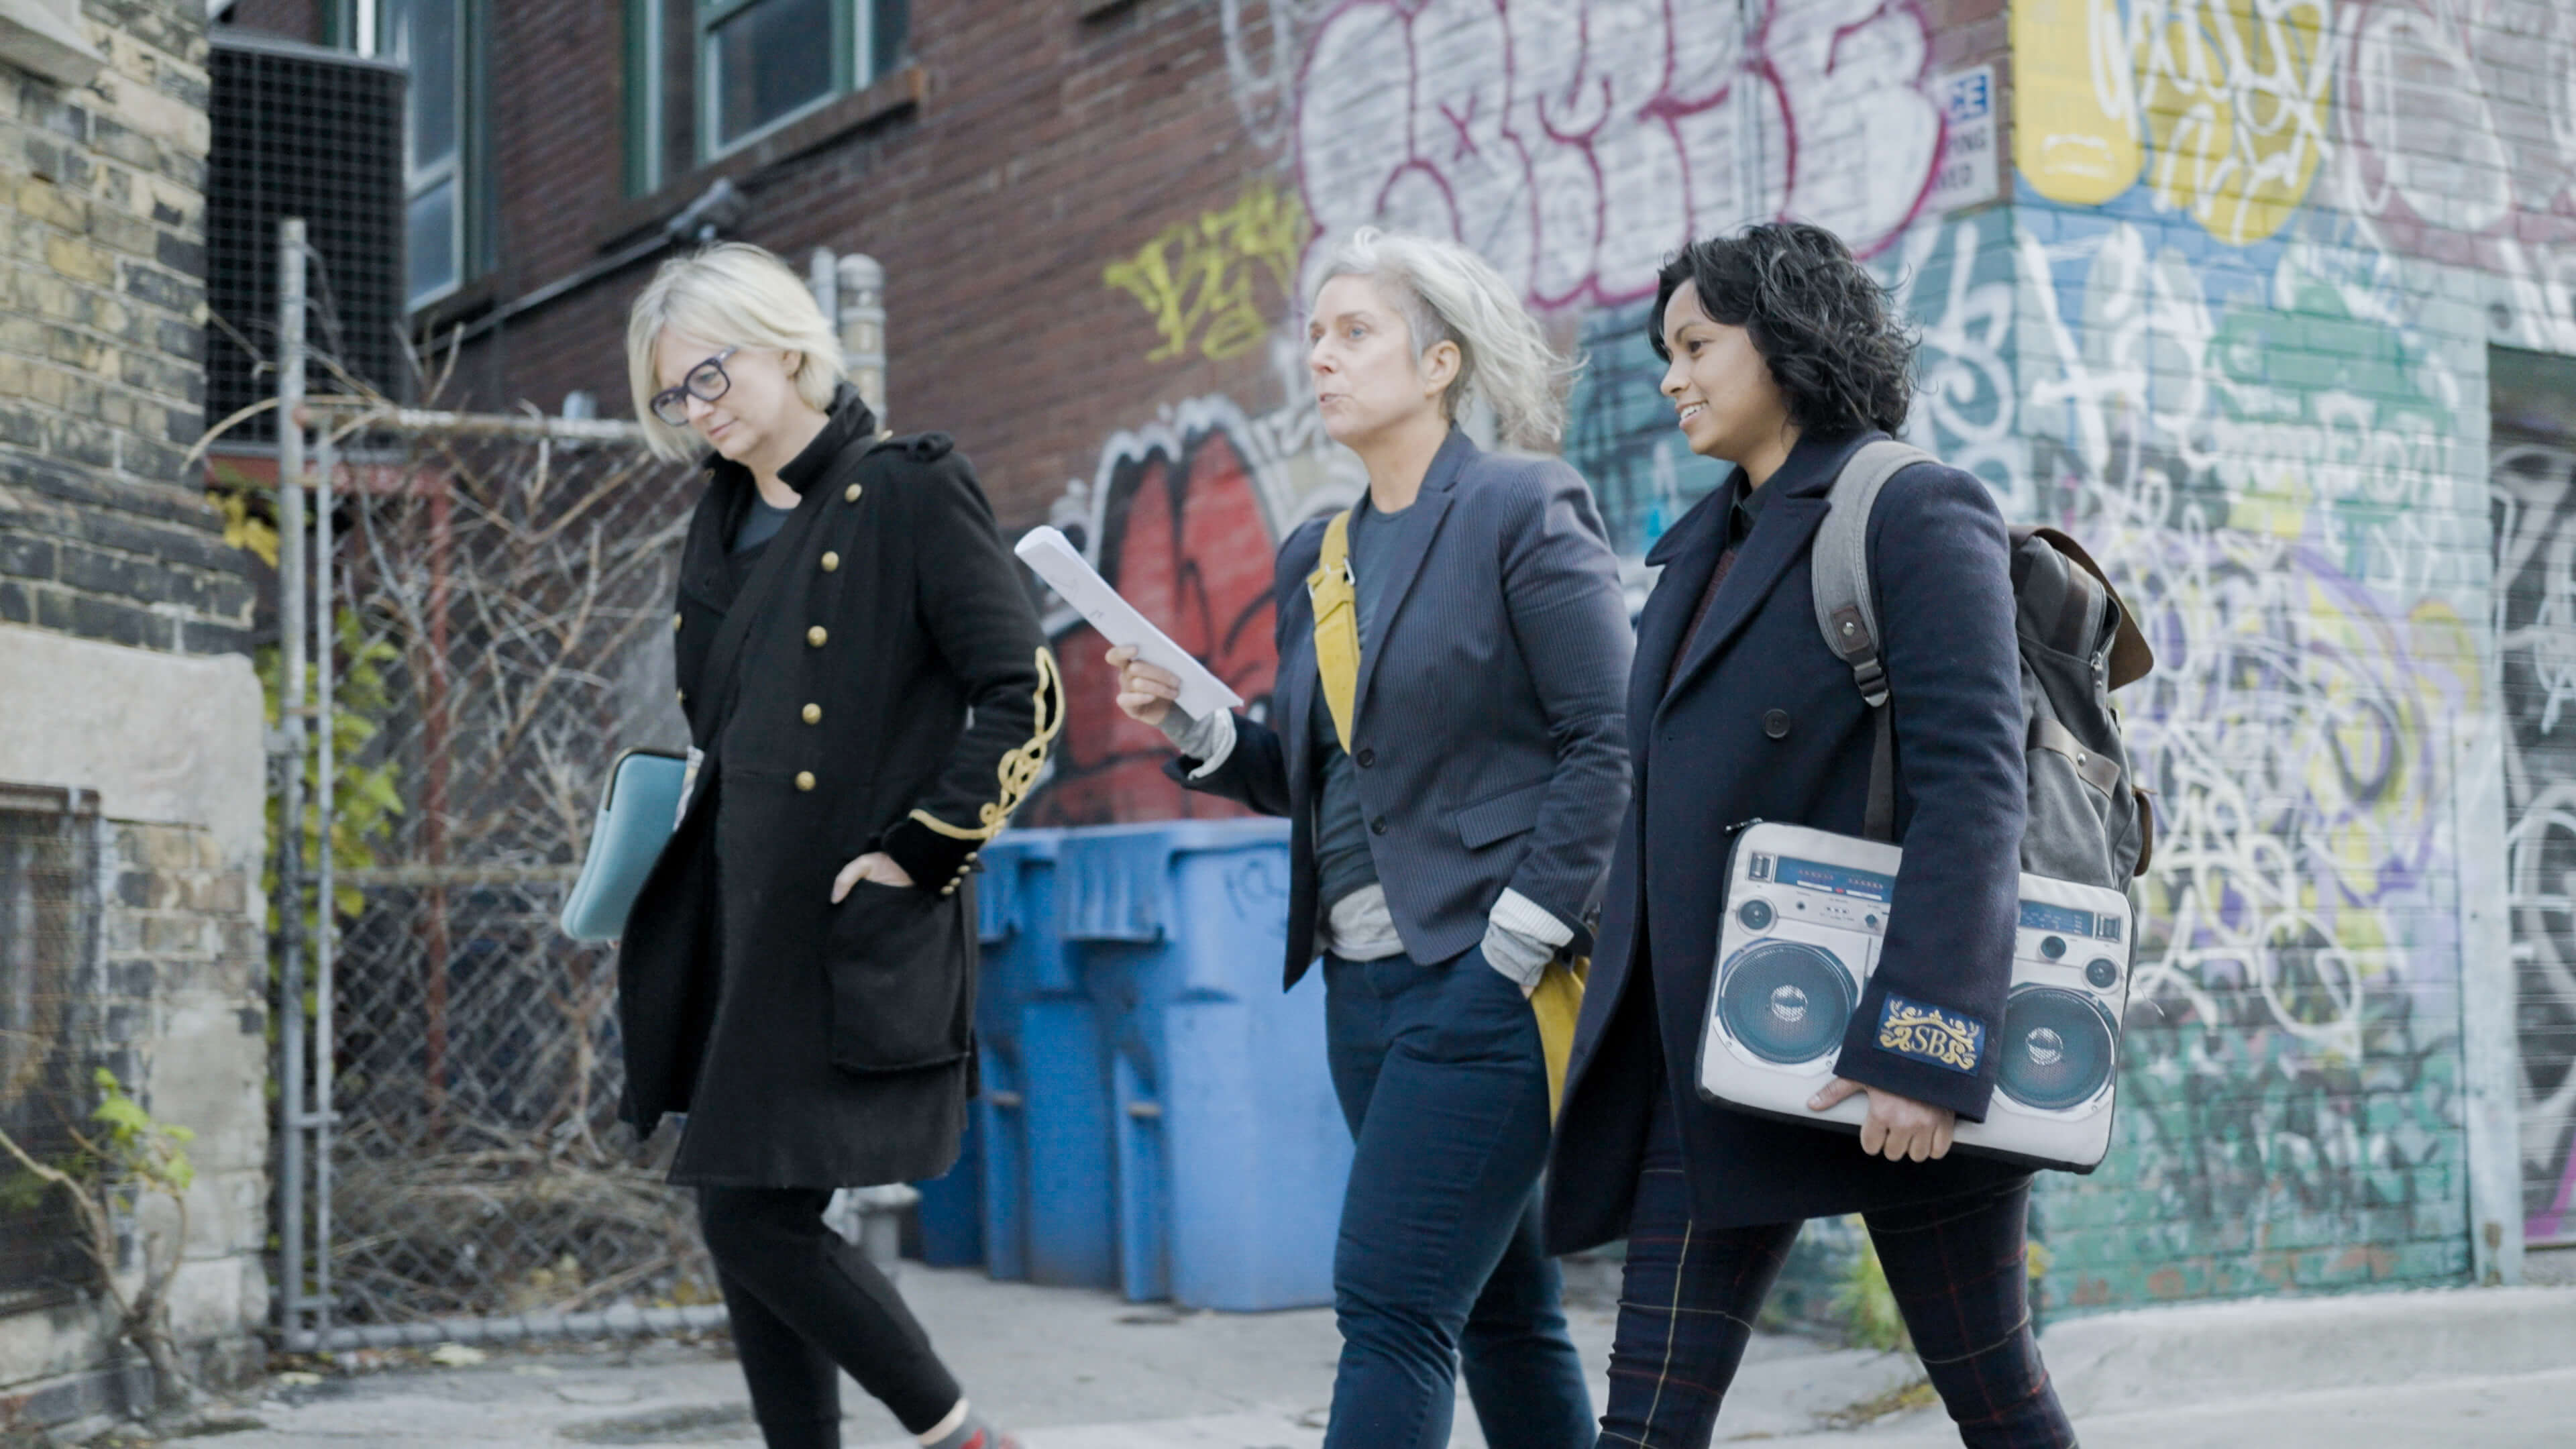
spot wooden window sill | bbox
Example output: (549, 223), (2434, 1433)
(592, 64), (928, 252)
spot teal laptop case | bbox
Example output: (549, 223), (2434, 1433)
(560, 749), (689, 942)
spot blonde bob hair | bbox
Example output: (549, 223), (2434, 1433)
(626, 242), (847, 462)
(1312, 227), (1578, 451)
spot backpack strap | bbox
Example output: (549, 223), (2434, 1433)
(1307, 510), (1361, 753)
(1809, 439), (1935, 843)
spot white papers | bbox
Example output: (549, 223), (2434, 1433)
(1014, 525), (1244, 720)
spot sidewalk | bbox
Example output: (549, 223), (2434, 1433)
(58, 1270), (2576, 1446)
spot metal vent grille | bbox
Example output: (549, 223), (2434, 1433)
(0, 788), (101, 1314)
(207, 32), (408, 443)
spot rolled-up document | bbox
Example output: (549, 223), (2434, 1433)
(1014, 525), (1244, 721)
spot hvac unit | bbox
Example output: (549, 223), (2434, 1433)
(206, 32), (407, 443)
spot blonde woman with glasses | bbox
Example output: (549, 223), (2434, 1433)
(617, 242), (1059, 1449)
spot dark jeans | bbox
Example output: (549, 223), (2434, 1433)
(696, 1185), (963, 1449)
(1601, 1087), (2076, 1448)
(1321, 946), (1595, 1449)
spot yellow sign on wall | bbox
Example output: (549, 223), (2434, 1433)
(2015, 0), (2143, 207)
(2015, 0), (2332, 248)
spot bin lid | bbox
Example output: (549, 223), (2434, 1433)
(977, 827), (1065, 943)
(1056, 818), (1292, 943)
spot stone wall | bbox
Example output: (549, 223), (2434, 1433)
(0, 0), (266, 1431)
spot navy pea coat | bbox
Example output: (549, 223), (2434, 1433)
(1545, 429), (2032, 1249)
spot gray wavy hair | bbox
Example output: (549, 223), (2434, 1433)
(1312, 227), (1580, 451)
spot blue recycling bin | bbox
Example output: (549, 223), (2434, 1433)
(1057, 818), (1353, 1311)
(910, 1113), (983, 1267)
(964, 829), (1120, 1289)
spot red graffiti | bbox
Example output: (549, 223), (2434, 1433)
(1032, 427), (1281, 826)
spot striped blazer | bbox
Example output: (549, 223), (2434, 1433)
(1171, 427), (1633, 987)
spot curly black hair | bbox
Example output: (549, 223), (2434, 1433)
(1648, 222), (1916, 437)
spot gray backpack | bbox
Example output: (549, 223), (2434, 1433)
(1810, 441), (2155, 888)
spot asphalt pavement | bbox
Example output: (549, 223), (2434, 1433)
(41, 1266), (2576, 1447)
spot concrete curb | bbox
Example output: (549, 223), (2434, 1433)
(2039, 1284), (2576, 1417)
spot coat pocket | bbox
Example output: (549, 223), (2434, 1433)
(1454, 779), (1551, 851)
(822, 881), (973, 1074)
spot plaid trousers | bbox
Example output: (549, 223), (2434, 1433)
(1599, 1087), (2077, 1448)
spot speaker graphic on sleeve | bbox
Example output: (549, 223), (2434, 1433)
(1717, 940), (1858, 1064)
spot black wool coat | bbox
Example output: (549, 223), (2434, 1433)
(1546, 430), (2032, 1249)
(616, 388), (1062, 1187)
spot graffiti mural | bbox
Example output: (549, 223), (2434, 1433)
(2487, 412), (2576, 1245)
(2015, 1), (2576, 342)
(1254, 0), (1945, 307)
(1104, 181), (1310, 363)
(2341, 0), (2576, 348)
(1040, 0), (2576, 1305)
(2006, 211), (2482, 1301)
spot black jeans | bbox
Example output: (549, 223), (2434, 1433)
(697, 1185), (963, 1448)
(1601, 1087), (2076, 1448)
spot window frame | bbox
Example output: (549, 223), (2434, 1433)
(394, 0), (468, 309)
(697, 0), (860, 160)
(336, 0), (489, 313)
(685, 0), (906, 164)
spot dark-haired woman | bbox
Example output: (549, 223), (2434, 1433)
(1545, 223), (2076, 1447)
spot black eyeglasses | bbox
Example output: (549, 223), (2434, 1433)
(651, 347), (739, 427)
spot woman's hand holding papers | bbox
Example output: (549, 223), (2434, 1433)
(1108, 644), (1181, 728)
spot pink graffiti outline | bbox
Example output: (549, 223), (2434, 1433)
(1289, 0), (1944, 311)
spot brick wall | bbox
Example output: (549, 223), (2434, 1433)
(0, 0), (244, 656)
(0, 0), (268, 1428)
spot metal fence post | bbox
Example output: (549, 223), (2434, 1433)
(313, 417), (339, 1338)
(274, 217), (311, 1346)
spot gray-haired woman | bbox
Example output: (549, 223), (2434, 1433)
(1112, 228), (1634, 1449)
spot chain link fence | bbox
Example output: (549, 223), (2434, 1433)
(290, 408), (718, 1340)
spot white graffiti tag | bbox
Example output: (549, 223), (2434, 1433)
(1275, 0), (1944, 307)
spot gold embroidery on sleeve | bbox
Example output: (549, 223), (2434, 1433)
(1875, 999), (1985, 1073)
(908, 646), (1067, 842)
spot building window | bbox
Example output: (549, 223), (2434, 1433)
(333, 0), (484, 310)
(0, 788), (99, 1316)
(385, 0), (470, 308)
(692, 0), (908, 161)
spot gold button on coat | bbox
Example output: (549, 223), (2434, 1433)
(672, 611), (683, 631)
(820, 551), (839, 572)
(807, 626), (828, 647)
(845, 484), (862, 502)
(795, 771), (816, 792)
(801, 703), (821, 724)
